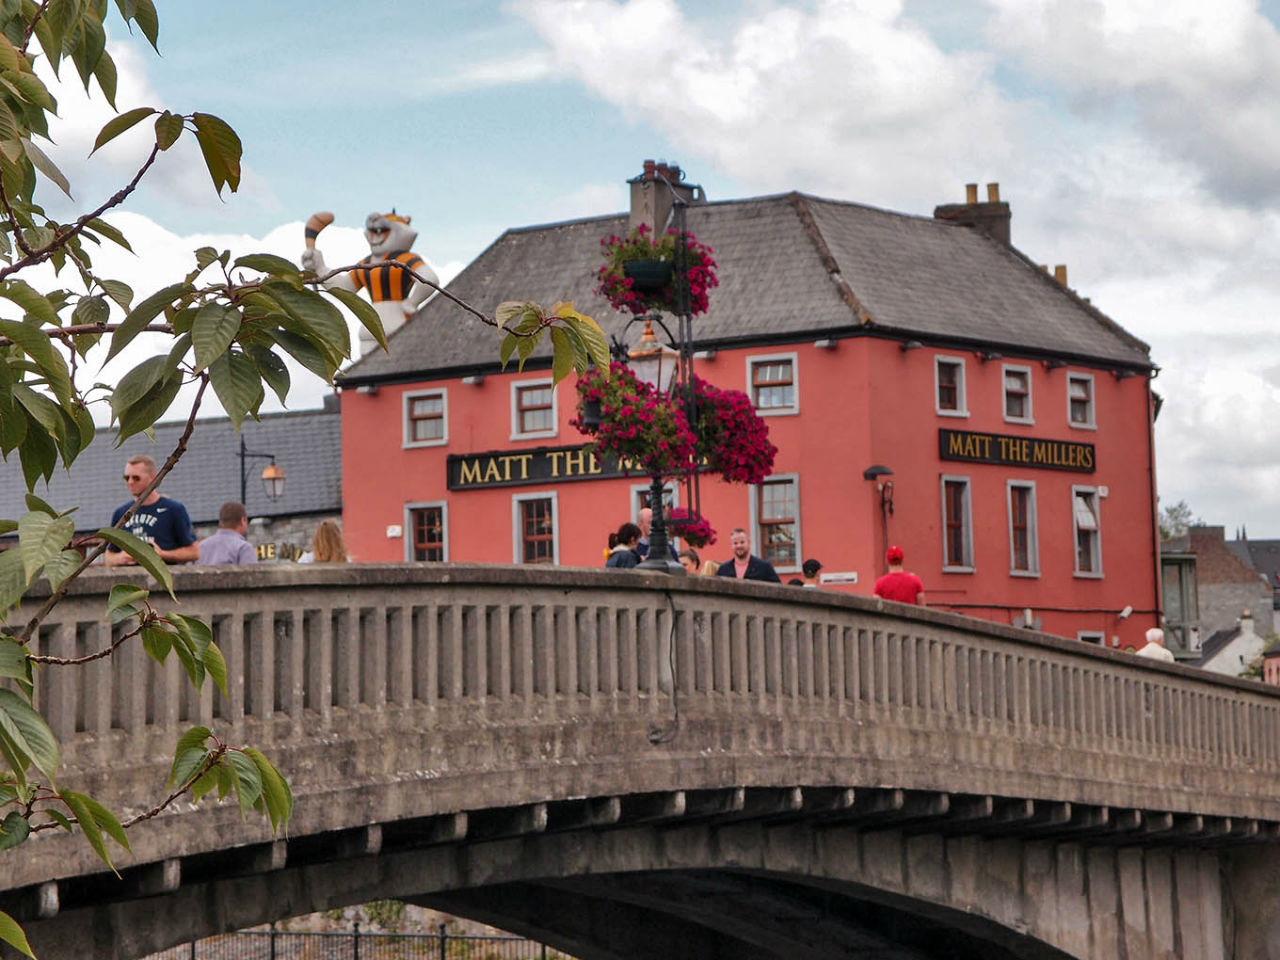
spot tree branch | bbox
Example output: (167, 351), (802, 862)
(21, 1), (52, 52)
(26, 621), (144, 665)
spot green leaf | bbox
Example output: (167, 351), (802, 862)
(245, 747), (292, 833)
(41, 807), (73, 833)
(0, 688), (58, 785)
(106, 583), (149, 616)
(0, 538), (28, 614)
(190, 302), (240, 373)
(201, 640), (227, 695)
(153, 110), (182, 150)
(108, 354), (167, 422)
(190, 112), (241, 195)
(61, 790), (116, 875)
(549, 327), (572, 384)
(21, 137), (71, 199)
(269, 329), (338, 381)
(17, 510), (74, 581)
(191, 766), (219, 802)
(95, 527), (174, 597)
(495, 301), (527, 330)
(207, 350), (262, 429)
(23, 494), (56, 517)
(92, 45), (117, 108)
(90, 106), (156, 155)
(499, 332), (518, 369)
(245, 344), (289, 405)
(0, 908), (35, 958)
(104, 281), (190, 362)
(232, 253), (299, 277)
(87, 221), (132, 255)
(140, 623), (171, 663)
(262, 280), (349, 358)
(168, 747), (208, 791)
(42, 549), (82, 591)
(77, 792), (128, 854)
(167, 725), (212, 785)
(0, 314), (73, 402)
(566, 314), (611, 372)
(16, 421), (57, 489)
(226, 750), (262, 816)
(128, 0), (160, 50)
(6, 71), (55, 113)
(169, 625), (203, 689)
(114, 370), (180, 445)
(71, 294), (109, 327)
(0, 637), (31, 700)
(326, 287), (386, 352)
(0, 810), (29, 851)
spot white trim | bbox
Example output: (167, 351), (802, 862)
(1077, 631), (1106, 646)
(1002, 363), (1034, 425)
(940, 474), (974, 573)
(1071, 485), (1103, 578)
(1005, 479), (1039, 577)
(509, 377), (558, 441)
(934, 355), (969, 417)
(746, 351), (800, 417)
(749, 472), (801, 573)
(1067, 372), (1097, 430)
(404, 500), (448, 562)
(511, 490), (559, 564)
(402, 388), (448, 448)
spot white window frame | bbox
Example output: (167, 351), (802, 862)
(511, 490), (559, 565)
(1077, 631), (1106, 646)
(1006, 480), (1039, 577)
(402, 388), (448, 449)
(1002, 363), (1034, 425)
(746, 352), (800, 417)
(940, 474), (974, 573)
(934, 355), (968, 417)
(632, 481), (680, 551)
(404, 500), (448, 562)
(510, 378), (558, 441)
(749, 472), (801, 573)
(1071, 485), (1103, 578)
(1067, 372), (1097, 430)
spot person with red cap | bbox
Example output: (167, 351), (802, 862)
(873, 545), (926, 605)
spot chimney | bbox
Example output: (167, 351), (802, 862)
(934, 181), (1012, 246)
(1053, 265), (1068, 286)
(629, 159), (706, 232)
(1241, 609), (1256, 639)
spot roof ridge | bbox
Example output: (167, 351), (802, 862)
(786, 193), (873, 326)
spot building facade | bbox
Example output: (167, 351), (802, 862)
(337, 165), (1162, 649)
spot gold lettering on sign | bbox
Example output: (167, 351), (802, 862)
(481, 458), (502, 483)
(563, 448), (587, 476)
(459, 459), (483, 485)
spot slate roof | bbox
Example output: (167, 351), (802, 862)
(0, 404), (341, 534)
(1195, 626), (1241, 667)
(1234, 539), (1280, 588)
(339, 191), (1152, 386)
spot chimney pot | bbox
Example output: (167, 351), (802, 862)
(965, 183), (978, 204)
(987, 182), (1001, 202)
(1053, 265), (1068, 285)
(643, 159), (655, 179)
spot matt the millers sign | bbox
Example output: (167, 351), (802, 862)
(938, 429), (1095, 473)
(448, 444), (627, 490)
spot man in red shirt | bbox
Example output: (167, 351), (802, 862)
(873, 545), (925, 605)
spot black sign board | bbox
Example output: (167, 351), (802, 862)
(448, 444), (628, 490)
(938, 429), (1096, 473)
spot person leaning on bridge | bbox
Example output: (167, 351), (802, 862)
(716, 528), (782, 583)
(873, 545), (926, 605)
(105, 454), (199, 566)
(605, 523), (643, 568)
(197, 502), (258, 565)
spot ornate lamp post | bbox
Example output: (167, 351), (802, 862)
(239, 436), (286, 506)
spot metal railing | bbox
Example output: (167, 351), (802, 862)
(144, 923), (574, 960)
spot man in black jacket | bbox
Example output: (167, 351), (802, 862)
(716, 528), (781, 583)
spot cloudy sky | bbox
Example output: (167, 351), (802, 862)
(21, 0), (1280, 533)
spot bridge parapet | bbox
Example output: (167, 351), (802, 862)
(10, 562), (1280, 895)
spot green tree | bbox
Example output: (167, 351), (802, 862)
(0, 4), (606, 956)
(1158, 499), (1202, 540)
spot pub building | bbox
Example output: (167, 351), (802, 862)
(336, 165), (1163, 652)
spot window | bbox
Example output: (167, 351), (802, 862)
(748, 353), (799, 415)
(752, 475), (800, 570)
(941, 476), (973, 571)
(1161, 556), (1200, 655)
(512, 492), (558, 564)
(1068, 373), (1095, 429)
(406, 503), (447, 561)
(632, 482), (677, 517)
(1003, 365), (1033, 423)
(403, 389), (447, 447)
(511, 379), (556, 439)
(935, 356), (967, 416)
(1072, 487), (1102, 576)
(1007, 481), (1038, 575)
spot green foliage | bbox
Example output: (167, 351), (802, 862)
(1158, 498), (1201, 540)
(362, 899), (407, 931)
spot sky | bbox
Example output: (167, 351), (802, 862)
(17, 0), (1280, 533)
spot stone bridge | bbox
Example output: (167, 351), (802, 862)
(3, 565), (1280, 959)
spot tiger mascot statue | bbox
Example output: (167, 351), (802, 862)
(300, 210), (438, 355)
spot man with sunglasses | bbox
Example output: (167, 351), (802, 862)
(105, 454), (199, 566)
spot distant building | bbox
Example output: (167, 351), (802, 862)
(1264, 648), (1280, 686)
(0, 403), (342, 562)
(336, 162), (1162, 648)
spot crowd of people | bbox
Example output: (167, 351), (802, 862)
(107, 454), (347, 568)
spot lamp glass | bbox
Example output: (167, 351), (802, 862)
(261, 463), (286, 500)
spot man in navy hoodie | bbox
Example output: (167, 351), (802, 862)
(716, 528), (781, 583)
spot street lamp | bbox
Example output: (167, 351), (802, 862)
(239, 435), (286, 505)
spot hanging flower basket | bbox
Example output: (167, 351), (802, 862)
(569, 363), (696, 477)
(667, 507), (716, 548)
(596, 224), (718, 316)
